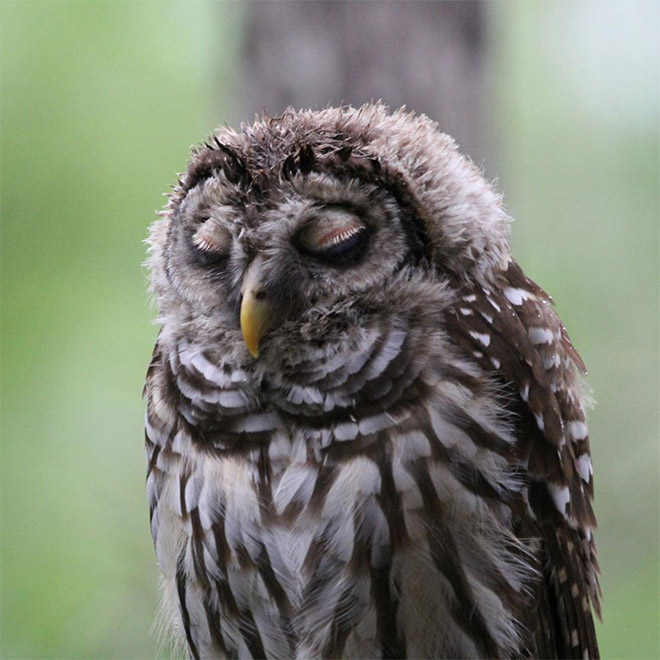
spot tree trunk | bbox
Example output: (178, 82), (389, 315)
(239, 0), (488, 164)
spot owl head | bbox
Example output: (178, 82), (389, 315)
(148, 104), (511, 376)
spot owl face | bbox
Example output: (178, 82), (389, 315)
(159, 172), (426, 376)
(150, 105), (511, 375)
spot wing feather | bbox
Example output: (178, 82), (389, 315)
(446, 261), (600, 658)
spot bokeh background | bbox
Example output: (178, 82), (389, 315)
(2, 2), (658, 658)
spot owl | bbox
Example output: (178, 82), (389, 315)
(144, 104), (600, 659)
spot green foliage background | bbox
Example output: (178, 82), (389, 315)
(2, 2), (658, 658)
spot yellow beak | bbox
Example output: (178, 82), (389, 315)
(240, 258), (274, 358)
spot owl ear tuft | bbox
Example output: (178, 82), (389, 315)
(282, 144), (317, 179)
(213, 142), (249, 186)
(298, 144), (316, 174)
(183, 140), (250, 192)
(337, 145), (353, 161)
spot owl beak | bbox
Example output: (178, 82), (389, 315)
(240, 259), (274, 358)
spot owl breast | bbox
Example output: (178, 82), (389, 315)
(146, 306), (531, 659)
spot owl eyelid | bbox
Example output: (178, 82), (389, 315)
(194, 234), (224, 253)
(190, 217), (234, 268)
(315, 224), (363, 250)
(192, 218), (233, 256)
(294, 209), (369, 263)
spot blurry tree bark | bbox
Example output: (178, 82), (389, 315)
(239, 0), (489, 165)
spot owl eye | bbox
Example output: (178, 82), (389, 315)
(191, 217), (232, 265)
(294, 208), (369, 264)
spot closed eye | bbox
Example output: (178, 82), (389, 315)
(294, 207), (370, 265)
(191, 217), (232, 266)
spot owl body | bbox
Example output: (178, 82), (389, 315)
(145, 105), (600, 659)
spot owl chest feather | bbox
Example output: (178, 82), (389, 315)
(146, 337), (533, 659)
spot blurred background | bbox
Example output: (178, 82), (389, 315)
(1, 1), (658, 658)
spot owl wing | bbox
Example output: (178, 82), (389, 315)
(445, 260), (600, 659)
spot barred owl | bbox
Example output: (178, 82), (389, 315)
(145, 104), (600, 659)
